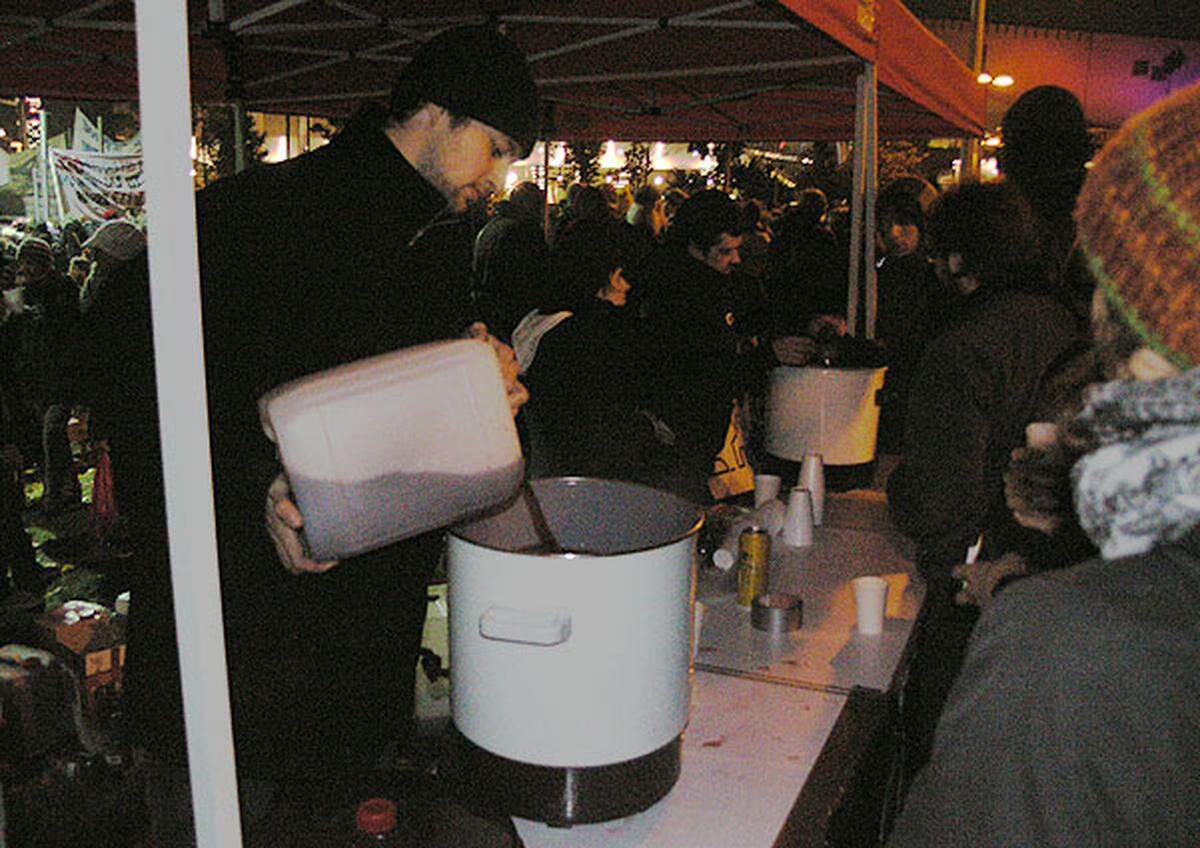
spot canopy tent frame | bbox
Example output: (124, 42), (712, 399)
(31, 4), (984, 844)
(2, 1), (985, 138)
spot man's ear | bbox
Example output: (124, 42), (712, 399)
(422, 103), (448, 127)
(946, 252), (981, 294)
(1128, 347), (1182, 381)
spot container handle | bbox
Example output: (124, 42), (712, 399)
(479, 606), (571, 646)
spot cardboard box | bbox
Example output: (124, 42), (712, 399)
(36, 601), (126, 715)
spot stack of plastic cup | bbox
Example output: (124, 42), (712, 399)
(800, 453), (825, 525)
(781, 487), (815, 548)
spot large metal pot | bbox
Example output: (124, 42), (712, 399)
(446, 477), (703, 825)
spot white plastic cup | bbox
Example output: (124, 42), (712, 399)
(754, 473), (782, 507)
(782, 487), (814, 548)
(800, 453), (825, 525)
(712, 500), (786, 570)
(852, 576), (889, 635)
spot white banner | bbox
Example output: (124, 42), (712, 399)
(50, 149), (144, 221)
(72, 109), (142, 155)
(72, 108), (103, 152)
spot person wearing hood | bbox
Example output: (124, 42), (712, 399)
(78, 219), (146, 313)
(889, 80), (1200, 848)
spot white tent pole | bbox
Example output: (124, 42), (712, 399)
(30, 138), (41, 223)
(847, 69), (866, 337)
(133, 2), (243, 847)
(52, 152), (68, 223)
(39, 110), (51, 223)
(863, 62), (879, 340)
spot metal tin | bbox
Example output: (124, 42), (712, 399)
(735, 525), (770, 608)
(751, 592), (803, 633)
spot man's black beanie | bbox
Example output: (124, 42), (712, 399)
(390, 24), (540, 158)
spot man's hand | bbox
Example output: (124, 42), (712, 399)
(265, 473), (339, 575)
(952, 552), (1028, 609)
(772, 335), (816, 366)
(806, 314), (848, 337)
(465, 321), (529, 416)
(1004, 422), (1088, 536)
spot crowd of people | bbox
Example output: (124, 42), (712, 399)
(0, 213), (145, 606)
(0, 19), (1197, 847)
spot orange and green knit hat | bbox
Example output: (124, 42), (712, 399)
(1075, 80), (1200, 371)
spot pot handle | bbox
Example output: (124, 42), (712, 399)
(479, 606), (571, 646)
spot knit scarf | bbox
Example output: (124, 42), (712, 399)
(1071, 367), (1200, 559)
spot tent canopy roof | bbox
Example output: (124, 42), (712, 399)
(1, 0), (984, 140)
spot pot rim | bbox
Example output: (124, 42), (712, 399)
(448, 476), (705, 558)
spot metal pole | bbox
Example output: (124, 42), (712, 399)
(98, 114), (104, 153)
(962, 0), (986, 181)
(847, 69), (867, 337)
(133, 2), (243, 846)
(863, 63), (879, 340)
(232, 100), (245, 173)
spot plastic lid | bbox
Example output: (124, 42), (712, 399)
(356, 798), (397, 835)
(712, 547), (736, 571)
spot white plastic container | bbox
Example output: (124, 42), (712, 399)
(764, 365), (887, 465)
(258, 339), (523, 560)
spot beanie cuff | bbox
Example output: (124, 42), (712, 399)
(1083, 245), (1195, 371)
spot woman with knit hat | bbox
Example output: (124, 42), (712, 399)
(888, 80), (1200, 848)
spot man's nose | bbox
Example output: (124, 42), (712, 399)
(489, 158), (514, 193)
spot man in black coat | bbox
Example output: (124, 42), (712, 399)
(80, 23), (538, 839)
(472, 180), (549, 342)
(636, 191), (812, 503)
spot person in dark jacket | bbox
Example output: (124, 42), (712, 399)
(637, 190), (811, 503)
(472, 180), (549, 342)
(77, 23), (538, 840)
(886, 181), (1081, 779)
(517, 217), (645, 480)
(873, 179), (941, 452)
(12, 237), (81, 513)
(890, 82), (1200, 846)
(998, 85), (1095, 324)
(765, 187), (847, 335)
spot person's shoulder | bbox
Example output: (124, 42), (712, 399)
(979, 542), (1200, 676)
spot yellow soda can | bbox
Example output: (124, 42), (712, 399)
(736, 525), (770, 608)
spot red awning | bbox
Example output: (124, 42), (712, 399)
(0, 1), (983, 139)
